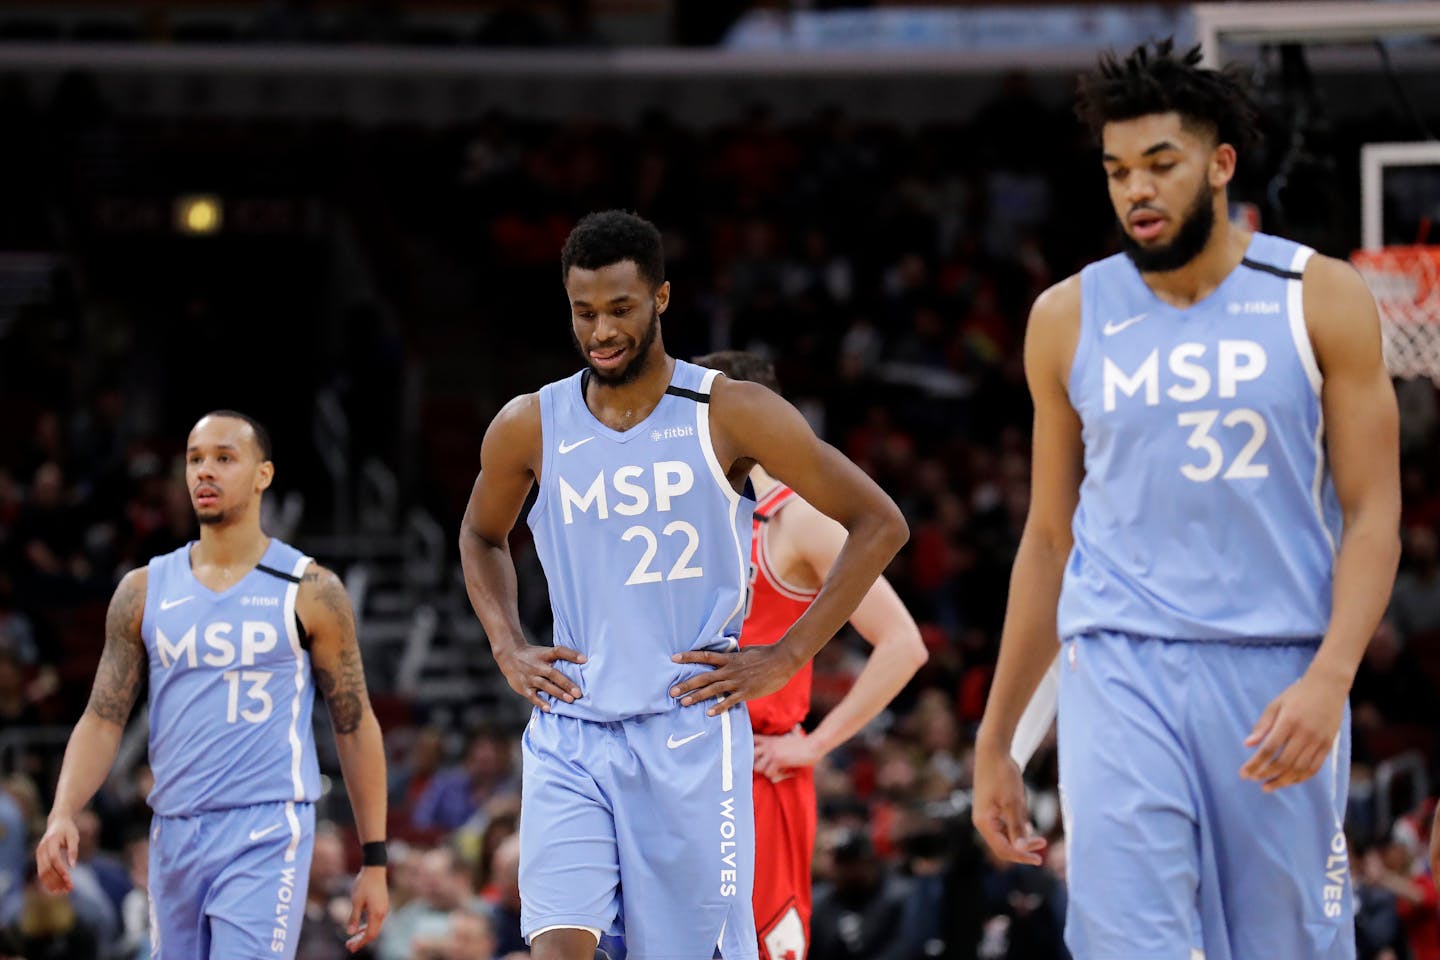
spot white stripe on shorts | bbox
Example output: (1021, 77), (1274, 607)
(720, 709), (733, 793)
(284, 800), (301, 863)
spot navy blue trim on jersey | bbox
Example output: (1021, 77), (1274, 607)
(256, 563), (308, 648)
(1241, 258), (1304, 281)
(256, 563), (301, 583)
(665, 385), (710, 403)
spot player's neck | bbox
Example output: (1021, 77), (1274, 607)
(585, 350), (676, 431)
(192, 514), (269, 572)
(1140, 220), (1252, 309)
(749, 466), (781, 500)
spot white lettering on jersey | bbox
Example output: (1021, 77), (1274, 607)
(560, 461), (697, 525)
(156, 626), (197, 668)
(560, 472), (609, 524)
(1103, 341), (1268, 412)
(1103, 350), (1159, 411)
(1217, 340), (1266, 397)
(202, 623), (235, 667)
(718, 796), (738, 897)
(156, 621), (283, 669)
(653, 461), (694, 512)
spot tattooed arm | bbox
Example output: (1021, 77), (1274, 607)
(37, 568), (148, 893)
(298, 563), (389, 951)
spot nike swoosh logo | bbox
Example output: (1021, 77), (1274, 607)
(1102, 313), (1148, 336)
(666, 731), (707, 749)
(159, 596), (194, 611)
(558, 437), (594, 454)
(248, 824), (282, 841)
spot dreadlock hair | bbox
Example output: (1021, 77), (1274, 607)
(560, 210), (666, 289)
(1075, 38), (1261, 154)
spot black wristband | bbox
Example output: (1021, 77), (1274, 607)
(361, 841), (388, 868)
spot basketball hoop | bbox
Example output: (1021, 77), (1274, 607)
(1350, 245), (1440, 384)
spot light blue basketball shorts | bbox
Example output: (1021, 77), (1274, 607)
(149, 799), (315, 959)
(1057, 632), (1354, 960)
(520, 705), (758, 960)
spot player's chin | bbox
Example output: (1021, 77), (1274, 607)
(195, 506), (226, 525)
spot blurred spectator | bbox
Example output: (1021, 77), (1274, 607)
(412, 727), (519, 833)
(977, 842), (1068, 960)
(0, 652), (39, 727)
(1390, 525), (1440, 643)
(73, 809), (130, 918)
(8, 868), (99, 960)
(1352, 618), (1440, 744)
(1361, 838), (1438, 960)
(481, 834), (525, 957)
(376, 846), (483, 960)
(421, 905), (497, 960)
(116, 830), (148, 960)
(390, 726), (445, 815)
(809, 827), (932, 960)
(297, 824), (355, 960)
(0, 779), (26, 925)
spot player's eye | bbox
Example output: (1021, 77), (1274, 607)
(1107, 168), (1127, 182)
(614, 307), (630, 317)
(1152, 161), (1176, 173)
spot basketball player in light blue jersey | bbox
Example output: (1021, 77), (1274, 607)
(458, 210), (908, 960)
(35, 411), (391, 958)
(973, 41), (1400, 960)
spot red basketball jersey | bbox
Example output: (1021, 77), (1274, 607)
(743, 484), (817, 736)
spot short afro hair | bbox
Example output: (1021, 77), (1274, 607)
(691, 350), (781, 394)
(1075, 38), (1261, 153)
(560, 210), (665, 289)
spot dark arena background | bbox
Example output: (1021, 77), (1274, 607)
(2, 2), (1440, 958)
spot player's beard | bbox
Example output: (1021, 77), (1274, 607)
(195, 506), (227, 525)
(1120, 177), (1216, 273)
(571, 304), (660, 386)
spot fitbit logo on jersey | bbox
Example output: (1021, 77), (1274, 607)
(559, 460), (695, 525)
(651, 425), (695, 442)
(155, 622), (279, 668)
(1103, 340), (1266, 412)
(718, 797), (739, 897)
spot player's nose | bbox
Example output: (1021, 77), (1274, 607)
(592, 313), (621, 342)
(1125, 175), (1158, 205)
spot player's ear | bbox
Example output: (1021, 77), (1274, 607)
(256, 460), (274, 492)
(654, 280), (671, 315)
(1211, 142), (1237, 188)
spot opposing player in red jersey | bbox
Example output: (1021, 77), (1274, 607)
(695, 351), (929, 960)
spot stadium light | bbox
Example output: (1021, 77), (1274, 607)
(175, 194), (223, 235)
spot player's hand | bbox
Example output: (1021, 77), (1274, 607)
(494, 642), (586, 712)
(1240, 666), (1348, 792)
(345, 866), (389, 952)
(754, 730), (821, 780)
(971, 740), (1046, 866)
(669, 643), (799, 716)
(34, 815), (79, 894)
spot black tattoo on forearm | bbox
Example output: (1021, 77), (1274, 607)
(86, 573), (147, 725)
(310, 568), (371, 736)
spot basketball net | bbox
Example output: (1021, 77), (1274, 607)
(1350, 244), (1440, 384)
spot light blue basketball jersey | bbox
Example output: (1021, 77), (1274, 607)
(141, 539), (322, 816)
(1058, 233), (1342, 642)
(527, 360), (755, 721)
